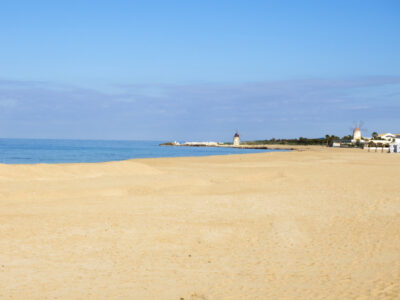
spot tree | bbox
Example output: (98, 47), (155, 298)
(342, 135), (353, 140)
(325, 134), (330, 145)
(372, 132), (378, 139)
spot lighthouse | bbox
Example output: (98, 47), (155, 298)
(233, 132), (240, 146)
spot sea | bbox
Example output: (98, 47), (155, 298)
(0, 138), (285, 164)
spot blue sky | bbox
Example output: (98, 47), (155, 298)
(0, 0), (399, 140)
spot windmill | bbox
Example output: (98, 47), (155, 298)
(349, 121), (368, 140)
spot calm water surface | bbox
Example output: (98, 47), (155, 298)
(0, 139), (287, 164)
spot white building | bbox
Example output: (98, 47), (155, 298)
(366, 132), (400, 153)
(389, 140), (400, 153)
(378, 133), (396, 141)
(353, 127), (362, 141)
(233, 132), (240, 146)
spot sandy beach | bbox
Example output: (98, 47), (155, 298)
(0, 147), (399, 300)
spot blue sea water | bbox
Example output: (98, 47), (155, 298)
(0, 138), (286, 164)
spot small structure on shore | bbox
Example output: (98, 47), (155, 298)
(389, 142), (400, 153)
(233, 132), (240, 146)
(389, 135), (400, 153)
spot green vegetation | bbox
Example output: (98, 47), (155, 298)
(341, 135), (353, 140)
(242, 134), (342, 146)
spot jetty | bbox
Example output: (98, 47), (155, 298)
(160, 133), (294, 150)
(160, 141), (276, 150)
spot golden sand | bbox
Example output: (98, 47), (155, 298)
(1, 147), (399, 299)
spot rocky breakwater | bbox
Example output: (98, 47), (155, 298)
(159, 141), (277, 150)
(160, 141), (222, 147)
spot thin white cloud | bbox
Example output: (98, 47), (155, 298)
(0, 98), (17, 108)
(0, 76), (399, 140)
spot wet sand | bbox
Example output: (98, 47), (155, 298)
(0, 147), (399, 299)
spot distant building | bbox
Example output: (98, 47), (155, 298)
(353, 127), (362, 141)
(389, 136), (400, 153)
(378, 133), (396, 141)
(233, 132), (240, 146)
(363, 131), (400, 152)
(390, 143), (400, 153)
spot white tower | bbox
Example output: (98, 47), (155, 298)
(353, 127), (362, 141)
(233, 132), (240, 146)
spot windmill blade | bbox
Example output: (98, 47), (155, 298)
(358, 121), (368, 136)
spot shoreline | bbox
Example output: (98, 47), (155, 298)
(0, 144), (369, 167)
(0, 144), (295, 166)
(0, 145), (372, 168)
(161, 143), (294, 150)
(160, 142), (366, 152)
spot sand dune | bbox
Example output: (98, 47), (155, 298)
(1, 147), (399, 299)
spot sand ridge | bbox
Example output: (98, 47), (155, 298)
(0, 147), (399, 299)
